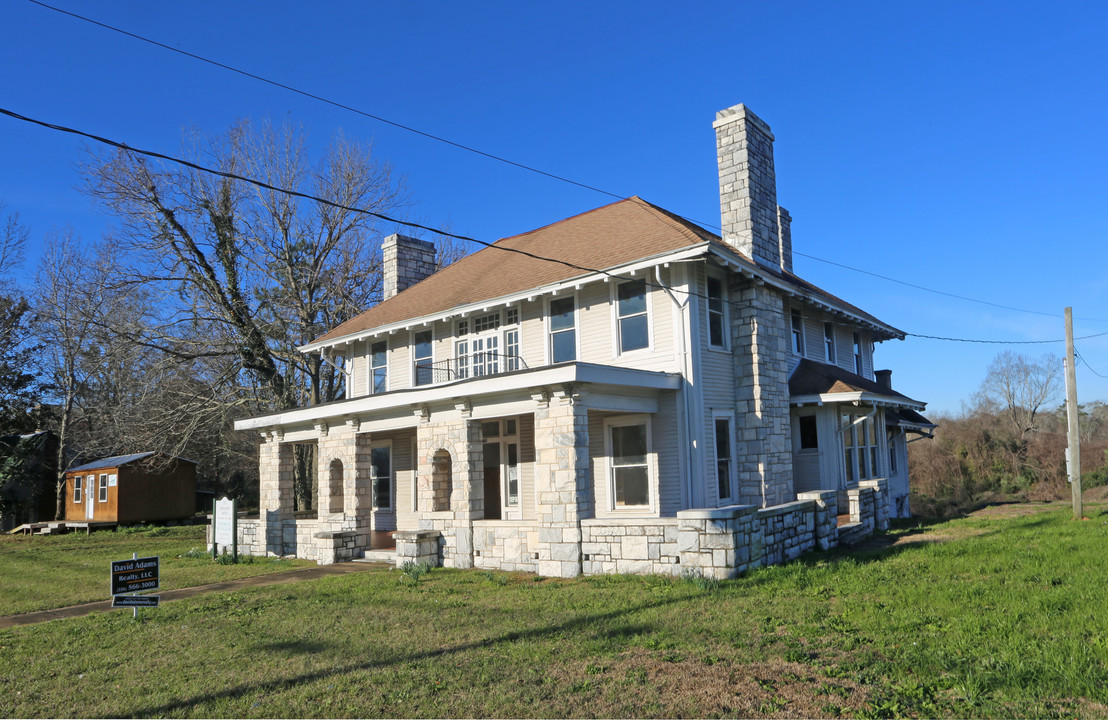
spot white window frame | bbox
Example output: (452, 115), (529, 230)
(824, 322), (836, 363)
(603, 414), (654, 513)
(791, 309), (805, 356)
(370, 439), (394, 512)
(794, 411), (820, 454)
(73, 475), (82, 503)
(412, 329), (434, 386)
(842, 412), (881, 485)
(98, 474), (108, 503)
(706, 272), (729, 351)
(853, 332), (863, 375)
(611, 279), (652, 357)
(711, 411), (736, 505)
(368, 339), (388, 395)
(546, 293), (578, 365)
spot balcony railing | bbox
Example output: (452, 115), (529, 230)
(415, 352), (529, 386)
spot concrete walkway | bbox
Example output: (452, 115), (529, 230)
(0, 561), (384, 629)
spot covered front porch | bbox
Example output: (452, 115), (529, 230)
(233, 362), (682, 571)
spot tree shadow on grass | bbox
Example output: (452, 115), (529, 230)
(127, 593), (695, 717)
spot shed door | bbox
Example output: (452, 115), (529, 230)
(85, 476), (94, 520)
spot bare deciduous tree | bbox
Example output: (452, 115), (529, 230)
(974, 351), (1062, 446)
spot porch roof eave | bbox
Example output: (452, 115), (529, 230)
(233, 362), (682, 433)
(789, 391), (926, 412)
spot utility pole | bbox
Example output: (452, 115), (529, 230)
(1064, 307), (1082, 520)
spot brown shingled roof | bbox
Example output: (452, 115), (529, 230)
(312, 197), (716, 345)
(789, 359), (924, 407)
(311, 196), (900, 347)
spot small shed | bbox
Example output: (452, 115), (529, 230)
(64, 452), (197, 524)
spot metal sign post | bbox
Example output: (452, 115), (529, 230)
(110, 552), (160, 618)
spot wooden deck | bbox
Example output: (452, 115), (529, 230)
(9, 521), (118, 536)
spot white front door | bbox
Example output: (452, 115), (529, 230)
(85, 476), (94, 520)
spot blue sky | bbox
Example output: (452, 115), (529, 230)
(2, 1), (1106, 415)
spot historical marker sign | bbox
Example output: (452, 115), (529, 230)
(112, 595), (160, 608)
(111, 556), (160, 595)
(213, 497), (235, 546)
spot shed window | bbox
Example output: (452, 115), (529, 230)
(73, 476), (82, 503)
(99, 474), (108, 502)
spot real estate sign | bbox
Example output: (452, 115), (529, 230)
(110, 556), (160, 595)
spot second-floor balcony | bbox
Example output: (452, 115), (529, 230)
(415, 352), (529, 386)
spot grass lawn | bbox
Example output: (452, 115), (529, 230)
(0, 525), (313, 615)
(2, 506), (1107, 718)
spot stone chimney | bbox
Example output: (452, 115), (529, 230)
(714, 104), (792, 273)
(777, 206), (793, 274)
(382, 233), (436, 300)
(875, 369), (892, 391)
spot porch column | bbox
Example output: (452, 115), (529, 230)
(259, 433), (294, 556)
(731, 281), (794, 507)
(533, 387), (589, 578)
(414, 409), (481, 569)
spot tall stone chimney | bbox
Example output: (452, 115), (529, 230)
(714, 104), (792, 273)
(776, 206), (793, 274)
(382, 233), (436, 300)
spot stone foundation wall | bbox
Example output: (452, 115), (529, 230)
(757, 500), (817, 566)
(581, 518), (681, 575)
(473, 522), (539, 573)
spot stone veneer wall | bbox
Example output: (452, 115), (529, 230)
(731, 280), (794, 508)
(715, 104), (781, 269)
(396, 487), (876, 580)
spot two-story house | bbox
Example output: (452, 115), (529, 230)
(229, 103), (933, 578)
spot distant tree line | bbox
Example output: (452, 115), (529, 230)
(0, 120), (461, 522)
(909, 351), (1108, 517)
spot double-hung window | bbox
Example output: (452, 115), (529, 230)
(853, 332), (863, 375)
(608, 418), (650, 508)
(791, 309), (805, 355)
(616, 281), (649, 353)
(369, 341), (387, 394)
(714, 416), (734, 503)
(824, 323), (836, 363)
(413, 331), (433, 386)
(842, 412), (880, 484)
(98, 474), (108, 503)
(73, 476), (82, 503)
(707, 276), (726, 348)
(549, 297), (576, 363)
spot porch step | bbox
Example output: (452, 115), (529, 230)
(356, 549), (397, 564)
(837, 521), (868, 546)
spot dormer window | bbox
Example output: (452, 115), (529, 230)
(791, 309), (805, 355)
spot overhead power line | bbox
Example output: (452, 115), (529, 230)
(1076, 350), (1108, 378)
(29, 0), (1108, 328)
(26, 0), (623, 201)
(3, 105), (1101, 349)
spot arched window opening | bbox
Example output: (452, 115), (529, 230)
(432, 450), (452, 512)
(327, 458), (344, 514)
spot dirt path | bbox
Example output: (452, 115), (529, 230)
(0, 561), (384, 629)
